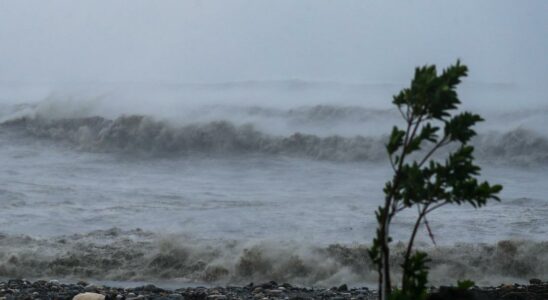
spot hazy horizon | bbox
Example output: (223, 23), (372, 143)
(1, 1), (547, 88)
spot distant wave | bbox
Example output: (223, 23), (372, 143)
(1, 113), (547, 164)
(285, 105), (395, 124)
(0, 228), (545, 287)
(0, 102), (398, 126)
(475, 128), (548, 165)
(1, 115), (386, 161)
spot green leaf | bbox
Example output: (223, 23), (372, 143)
(457, 279), (475, 290)
(387, 126), (406, 155)
(444, 112), (483, 143)
(418, 123), (439, 143)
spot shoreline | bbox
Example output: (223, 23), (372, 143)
(1, 279), (547, 300)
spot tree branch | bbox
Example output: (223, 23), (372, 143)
(423, 215), (437, 246)
(418, 135), (449, 167)
(388, 154), (397, 173)
(401, 203), (429, 290)
(425, 202), (449, 214)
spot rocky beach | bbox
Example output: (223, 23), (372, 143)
(1, 279), (548, 300)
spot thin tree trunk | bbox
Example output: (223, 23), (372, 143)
(401, 206), (427, 290)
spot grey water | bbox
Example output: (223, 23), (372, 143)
(0, 82), (547, 287)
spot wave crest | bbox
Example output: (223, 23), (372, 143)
(2, 114), (548, 164)
(2, 115), (385, 161)
(475, 128), (548, 165)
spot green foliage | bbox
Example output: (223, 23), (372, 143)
(368, 60), (502, 300)
(456, 279), (475, 290)
(396, 251), (430, 300)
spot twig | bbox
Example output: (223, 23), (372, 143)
(423, 216), (437, 246)
(418, 135), (449, 167)
(425, 202), (448, 214)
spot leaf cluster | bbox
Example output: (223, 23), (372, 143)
(386, 60), (501, 212)
(390, 252), (431, 300)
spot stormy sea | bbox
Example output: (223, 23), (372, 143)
(0, 81), (547, 288)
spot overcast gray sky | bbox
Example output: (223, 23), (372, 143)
(0, 1), (547, 86)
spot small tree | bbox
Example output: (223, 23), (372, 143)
(368, 61), (502, 300)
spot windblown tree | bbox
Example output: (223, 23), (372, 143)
(368, 61), (502, 300)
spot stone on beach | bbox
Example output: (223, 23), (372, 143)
(73, 292), (106, 300)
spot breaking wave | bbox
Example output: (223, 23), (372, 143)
(1, 108), (547, 164)
(241, 105), (396, 124)
(475, 128), (548, 166)
(1, 115), (386, 161)
(0, 228), (546, 287)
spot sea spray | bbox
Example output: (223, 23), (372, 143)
(0, 228), (546, 287)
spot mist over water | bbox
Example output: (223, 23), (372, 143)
(1, 0), (547, 288)
(0, 82), (547, 286)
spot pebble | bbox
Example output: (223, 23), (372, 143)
(2, 279), (546, 300)
(84, 284), (98, 292)
(266, 289), (282, 294)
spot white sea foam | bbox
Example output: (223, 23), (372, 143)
(0, 229), (546, 287)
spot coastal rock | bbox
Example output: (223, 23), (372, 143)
(73, 292), (106, 300)
(338, 284), (348, 292)
(143, 284), (162, 292)
(260, 281), (277, 289)
(266, 289), (283, 295)
(77, 281), (89, 286)
(84, 284), (100, 292)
